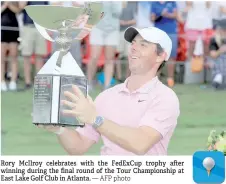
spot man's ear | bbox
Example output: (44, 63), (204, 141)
(156, 52), (167, 63)
(156, 57), (163, 63)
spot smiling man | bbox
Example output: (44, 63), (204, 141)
(39, 26), (180, 155)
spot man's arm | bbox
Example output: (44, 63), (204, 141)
(96, 120), (161, 155)
(62, 85), (179, 155)
(39, 125), (97, 155)
(96, 98), (179, 155)
(56, 128), (95, 155)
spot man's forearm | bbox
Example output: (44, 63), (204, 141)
(57, 128), (93, 155)
(96, 119), (155, 155)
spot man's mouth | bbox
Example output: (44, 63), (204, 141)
(131, 56), (139, 59)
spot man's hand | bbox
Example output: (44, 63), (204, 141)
(62, 85), (97, 125)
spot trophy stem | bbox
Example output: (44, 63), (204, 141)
(55, 26), (73, 69)
(56, 51), (67, 69)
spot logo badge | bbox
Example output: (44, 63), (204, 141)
(138, 100), (146, 103)
(193, 151), (225, 183)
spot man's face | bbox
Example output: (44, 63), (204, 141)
(128, 34), (163, 75)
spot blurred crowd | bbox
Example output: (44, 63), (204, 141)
(1, 1), (226, 92)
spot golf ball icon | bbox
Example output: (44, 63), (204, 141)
(203, 157), (215, 176)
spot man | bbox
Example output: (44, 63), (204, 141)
(39, 27), (180, 155)
(19, 1), (48, 89)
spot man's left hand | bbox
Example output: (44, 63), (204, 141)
(61, 85), (97, 125)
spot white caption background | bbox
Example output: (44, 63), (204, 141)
(0, 156), (224, 184)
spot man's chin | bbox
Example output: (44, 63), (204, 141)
(129, 67), (142, 75)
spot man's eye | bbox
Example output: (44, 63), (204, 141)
(141, 43), (146, 47)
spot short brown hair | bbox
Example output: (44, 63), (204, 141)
(156, 43), (166, 71)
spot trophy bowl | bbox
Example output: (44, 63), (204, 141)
(25, 3), (104, 127)
(24, 3), (103, 31)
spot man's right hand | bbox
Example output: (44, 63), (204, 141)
(36, 124), (95, 155)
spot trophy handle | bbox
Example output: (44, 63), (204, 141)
(34, 22), (55, 42)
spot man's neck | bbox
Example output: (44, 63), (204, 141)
(127, 71), (157, 92)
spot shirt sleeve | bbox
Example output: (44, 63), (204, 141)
(209, 38), (219, 51)
(138, 93), (180, 138)
(75, 94), (103, 143)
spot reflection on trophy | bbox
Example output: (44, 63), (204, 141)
(25, 3), (103, 127)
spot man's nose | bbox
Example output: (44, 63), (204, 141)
(131, 43), (138, 51)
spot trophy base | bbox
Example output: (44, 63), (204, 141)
(33, 74), (87, 127)
(33, 123), (85, 128)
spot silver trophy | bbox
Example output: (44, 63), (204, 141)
(25, 3), (104, 127)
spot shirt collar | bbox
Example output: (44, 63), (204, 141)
(117, 76), (159, 94)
